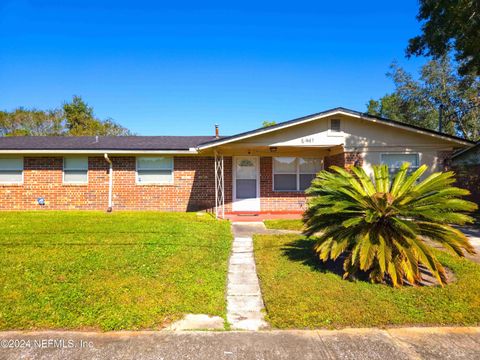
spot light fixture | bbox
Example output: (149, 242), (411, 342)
(269, 147), (278, 152)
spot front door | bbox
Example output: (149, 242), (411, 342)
(233, 156), (260, 212)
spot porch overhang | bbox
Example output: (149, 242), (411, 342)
(200, 143), (344, 157)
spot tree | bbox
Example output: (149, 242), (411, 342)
(303, 164), (477, 287)
(0, 108), (64, 136)
(62, 96), (131, 136)
(262, 120), (276, 127)
(367, 57), (480, 141)
(63, 95), (97, 135)
(0, 96), (132, 136)
(407, 0), (480, 75)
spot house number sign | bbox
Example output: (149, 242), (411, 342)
(300, 137), (315, 144)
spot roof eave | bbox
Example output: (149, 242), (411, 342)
(196, 108), (474, 150)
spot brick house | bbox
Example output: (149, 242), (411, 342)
(0, 108), (474, 215)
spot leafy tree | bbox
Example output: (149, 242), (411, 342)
(0, 96), (132, 136)
(0, 108), (64, 136)
(367, 57), (480, 141)
(63, 95), (97, 135)
(63, 96), (131, 136)
(303, 164), (477, 287)
(262, 120), (277, 127)
(407, 0), (480, 75)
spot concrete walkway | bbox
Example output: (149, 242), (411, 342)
(1, 327), (479, 359)
(227, 223), (268, 330)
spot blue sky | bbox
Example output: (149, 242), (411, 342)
(0, 0), (426, 136)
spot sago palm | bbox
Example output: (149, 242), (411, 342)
(303, 163), (477, 287)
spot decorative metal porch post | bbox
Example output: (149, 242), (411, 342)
(214, 150), (225, 219)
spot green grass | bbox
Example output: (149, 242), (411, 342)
(264, 219), (304, 231)
(0, 211), (232, 331)
(254, 234), (480, 329)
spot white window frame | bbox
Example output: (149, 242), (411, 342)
(63, 156), (89, 185)
(380, 153), (420, 176)
(0, 157), (24, 185)
(273, 157), (322, 192)
(136, 156), (174, 185)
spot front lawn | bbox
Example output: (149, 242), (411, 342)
(0, 212), (232, 331)
(264, 219), (303, 231)
(254, 234), (480, 328)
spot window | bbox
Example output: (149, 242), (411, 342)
(63, 157), (88, 184)
(136, 157), (174, 184)
(381, 153), (419, 177)
(0, 157), (23, 184)
(273, 157), (322, 191)
(330, 119), (341, 132)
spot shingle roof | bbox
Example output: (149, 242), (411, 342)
(0, 136), (218, 151)
(0, 107), (474, 151)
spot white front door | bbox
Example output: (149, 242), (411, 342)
(233, 156), (260, 212)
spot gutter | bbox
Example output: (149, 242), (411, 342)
(104, 153), (113, 212)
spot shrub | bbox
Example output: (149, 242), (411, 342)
(303, 164), (477, 286)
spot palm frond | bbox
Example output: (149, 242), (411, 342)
(304, 163), (478, 287)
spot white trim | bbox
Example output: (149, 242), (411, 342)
(232, 156), (260, 212)
(0, 156), (24, 185)
(63, 156), (89, 185)
(0, 149), (196, 155)
(135, 156), (174, 185)
(197, 109), (472, 150)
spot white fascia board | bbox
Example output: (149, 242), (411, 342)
(0, 149), (198, 155)
(196, 110), (472, 150)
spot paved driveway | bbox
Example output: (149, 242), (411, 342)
(0, 328), (479, 360)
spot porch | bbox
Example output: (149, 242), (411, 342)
(211, 144), (349, 219)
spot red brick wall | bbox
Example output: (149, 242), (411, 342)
(1, 153), (368, 213)
(0, 156), (219, 211)
(0, 157), (109, 210)
(259, 157), (307, 212)
(324, 152), (361, 170)
(324, 152), (345, 169)
(111, 156), (217, 211)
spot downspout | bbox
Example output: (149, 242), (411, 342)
(104, 153), (113, 212)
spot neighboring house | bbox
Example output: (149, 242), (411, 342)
(451, 142), (480, 204)
(0, 107), (474, 215)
